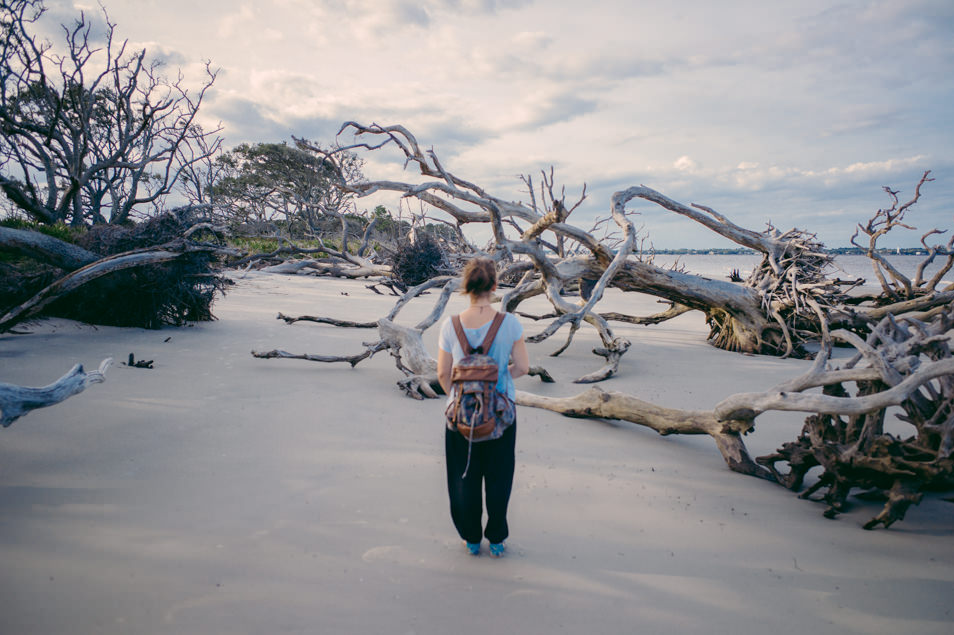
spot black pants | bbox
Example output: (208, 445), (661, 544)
(445, 422), (516, 544)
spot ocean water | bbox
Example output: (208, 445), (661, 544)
(650, 254), (953, 287)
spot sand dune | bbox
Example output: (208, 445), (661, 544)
(1, 271), (952, 634)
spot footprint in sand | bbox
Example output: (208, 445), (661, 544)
(361, 545), (409, 563)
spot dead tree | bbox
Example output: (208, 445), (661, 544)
(252, 274), (553, 399)
(0, 208), (235, 332)
(255, 123), (947, 375)
(0, 0), (221, 226)
(0, 238), (229, 332)
(226, 236), (392, 280)
(523, 305), (954, 528)
(326, 122), (874, 362)
(253, 276), (460, 399)
(848, 171), (953, 309)
(0, 358), (111, 427)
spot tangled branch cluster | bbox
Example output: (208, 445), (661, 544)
(758, 307), (954, 528)
(745, 224), (857, 358)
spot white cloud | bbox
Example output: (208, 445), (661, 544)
(673, 156), (698, 172)
(39, 0), (951, 247)
(217, 4), (255, 39)
(512, 31), (551, 48)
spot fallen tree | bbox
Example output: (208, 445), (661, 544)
(0, 208), (234, 332)
(326, 122), (885, 364)
(524, 305), (954, 528)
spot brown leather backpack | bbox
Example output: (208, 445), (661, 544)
(444, 312), (516, 444)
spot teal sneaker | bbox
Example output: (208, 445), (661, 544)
(465, 542), (480, 556)
(489, 542), (506, 557)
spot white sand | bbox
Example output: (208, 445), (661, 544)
(0, 272), (952, 634)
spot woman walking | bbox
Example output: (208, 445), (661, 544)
(437, 257), (529, 557)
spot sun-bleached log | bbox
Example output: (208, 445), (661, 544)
(276, 312), (377, 328)
(515, 387), (771, 479)
(0, 359), (112, 427)
(259, 258), (390, 278)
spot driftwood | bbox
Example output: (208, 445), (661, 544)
(523, 306), (954, 528)
(0, 226), (100, 270)
(227, 236), (391, 279)
(254, 277), (459, 398)
(124, 353), (154, 369)
(850, 172), (953, 302)
(516, 387), (767, 478)
(254, 276), (554, 399)
(330, 122), (882, 367)
(0, 359), (112, 427)
(276, 312), (377, 328)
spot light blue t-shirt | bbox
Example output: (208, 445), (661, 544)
(438, 312), (524, 400)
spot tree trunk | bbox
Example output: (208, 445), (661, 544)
(0, 226), (99, 270)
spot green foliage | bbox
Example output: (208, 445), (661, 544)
(227, 236), (331, 256)
(368, 205), (412, 242)
(210, 140), (363, 237)
(0, 217), (83, 243)
(372, 205), (397, 232)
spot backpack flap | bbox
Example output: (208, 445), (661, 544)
(451, 364), (498, 383)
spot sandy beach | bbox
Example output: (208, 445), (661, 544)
(1, 271), (952, 635)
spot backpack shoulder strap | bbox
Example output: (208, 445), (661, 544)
(451, 315), (472, 353)
(478, 312), (506, 355)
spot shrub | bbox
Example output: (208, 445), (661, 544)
(391, 231), (444, 287)
(49, 209), (230, 328)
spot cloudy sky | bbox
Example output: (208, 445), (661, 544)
(45, 0), (954, 247)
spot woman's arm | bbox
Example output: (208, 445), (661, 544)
(509, 337), (529, 379)
(437, 347), (454, 395)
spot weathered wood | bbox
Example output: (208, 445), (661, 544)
(515, 387), (772, 479)
(599, 303), (692, 325)
(851, 171), (952, 301)
(0, 359), (112, 427)
(517, 305), (954, 528)
(276, 312), (377, 328)
(714, 358), (954, 420)
(0, 226), (99, 270)
(251, 344), (386, 367)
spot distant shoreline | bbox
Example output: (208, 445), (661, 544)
(652, 247), (933, 255)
